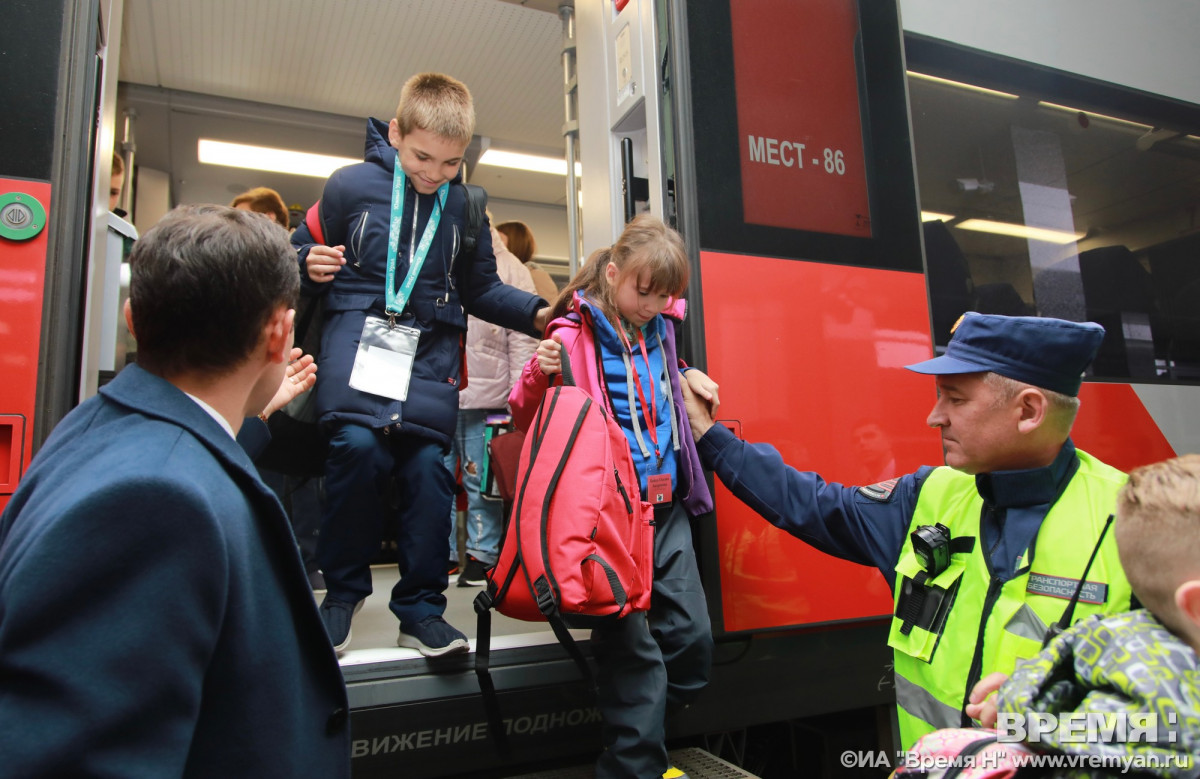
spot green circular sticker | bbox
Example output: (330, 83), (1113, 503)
(0, 191), (47, 241)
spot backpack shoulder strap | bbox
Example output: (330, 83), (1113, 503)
(297, 200), (330, 348)
(460, 183), (488, 257)
(304, 195), (350, 248)
(304, 201), (326, 245)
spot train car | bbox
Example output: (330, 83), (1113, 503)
(2, 1), (1198, 776)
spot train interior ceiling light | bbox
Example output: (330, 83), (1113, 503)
(197, 138), (580, 180)
(1037, 101), (1151, 130)
(476, 148), (580, 176)
(908, 69), (1200, 145)
(954, 218), (1086, 245)
(197, 139), (359, 179)
(907, 71), (1018, 100)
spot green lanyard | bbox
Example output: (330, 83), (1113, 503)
(385, 153), (448, 320)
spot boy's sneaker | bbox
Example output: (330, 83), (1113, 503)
(318, 596), (363, 654)
(397, 615), (470, 657)
(457, 556), (489, 587)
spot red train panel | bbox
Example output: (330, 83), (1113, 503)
(1071, 383), (1175, 472)
(700, 250), (941, 632)
(0, 179), (51, 511)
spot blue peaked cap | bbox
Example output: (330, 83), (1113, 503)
(905, 312), (1106, 397)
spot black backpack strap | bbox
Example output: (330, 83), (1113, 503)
(533, 576), (594, 684)
(460, 183), (488, 258)
(473, 591), (511, 757)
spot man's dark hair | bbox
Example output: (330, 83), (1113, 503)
(129, 204), (299, 377)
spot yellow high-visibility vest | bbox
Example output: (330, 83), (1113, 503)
(888, 451), (1130, 748)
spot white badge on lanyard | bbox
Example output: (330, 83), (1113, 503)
(349, 316), (420, 401)
(348, 153), (448, 402)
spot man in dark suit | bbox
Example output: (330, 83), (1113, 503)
(0, 205), (350, 777)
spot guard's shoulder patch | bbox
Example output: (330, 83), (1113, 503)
(858, 478), (899, 503)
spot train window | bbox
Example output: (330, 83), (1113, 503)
(906, 38), (1200, 382)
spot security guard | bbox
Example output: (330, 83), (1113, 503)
(679, 312), (1133, 748)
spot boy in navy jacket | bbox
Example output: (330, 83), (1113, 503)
(292, 72), (548, 655)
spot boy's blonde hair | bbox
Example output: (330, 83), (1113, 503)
(1114, 454), (1200, 638)
(550, 214), (689, 329)
(395, 72), (475, 145)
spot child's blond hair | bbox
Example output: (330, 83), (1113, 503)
(1114, 454), (1200, 639)
(395, 72), (474, 145)
(549, 214), (689, 329)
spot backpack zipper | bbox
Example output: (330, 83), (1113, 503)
(614, 468), (633, 515)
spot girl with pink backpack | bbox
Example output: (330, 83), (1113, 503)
(508, 214), (718, 779)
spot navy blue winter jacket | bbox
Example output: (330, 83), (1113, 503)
(291, 118), (546, 445)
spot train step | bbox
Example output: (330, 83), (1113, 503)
(508, 747), (759, 778)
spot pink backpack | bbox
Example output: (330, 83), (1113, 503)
(893, 728), (1036, 778)
(473, 349), (655, 750)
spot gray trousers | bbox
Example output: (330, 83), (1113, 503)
(591, 501), (714, 778)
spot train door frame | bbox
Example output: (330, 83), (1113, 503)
(0, 0), (124, 511)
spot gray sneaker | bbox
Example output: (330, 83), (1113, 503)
(397, 615), (469, 657)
